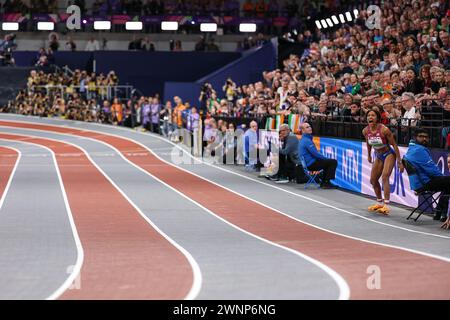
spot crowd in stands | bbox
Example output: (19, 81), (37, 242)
(0, 0), (300, 17)
(3, 0), (450, 145)
(1, 0), (450, 227)
(85, 0), (242, 16)
(0, 33), (17, 66)
(198, 0), (450, 140)
(1, 69), (122, 123)
(0, 0), (58, 14)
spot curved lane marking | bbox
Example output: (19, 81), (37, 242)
(0, 133), (196, 300)
(2, 122), (450, 298)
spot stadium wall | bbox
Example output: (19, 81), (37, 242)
(196, 38), (277, 95)
(12, 50), (242, 96)
(164, 38), (277, 106)
(93, 51), (241, 96)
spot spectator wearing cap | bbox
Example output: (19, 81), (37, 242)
(430, 2), (442, 19)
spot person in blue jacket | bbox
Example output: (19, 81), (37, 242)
(403, 128), (450, 221)
(299, 122), (338, 189)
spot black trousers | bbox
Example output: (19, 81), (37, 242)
(421, 176), (450, 213)
(277, 154), (308, 182)
(308, 159), (338, 182)
(278, 154), (296, 179)
(150, 122), (160, 134)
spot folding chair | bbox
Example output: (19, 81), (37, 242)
(402, 158), (449, 221)
(300, 156), (323, 189)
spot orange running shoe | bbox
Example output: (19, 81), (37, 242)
(377, 205), (390, 215)
(368, 203), (384, 212)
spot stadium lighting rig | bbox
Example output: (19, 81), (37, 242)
(1, 19), (255, 34)
(315, 9), (358, 29)
(1, 22), (19, 31)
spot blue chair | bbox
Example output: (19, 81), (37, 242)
(300, 156), (323, 189)
(402, 158), (450, 221)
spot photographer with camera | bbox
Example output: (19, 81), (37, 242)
(0, 47), (15, 66)
(223, 78), (237, 103)
(0, 33), (17, 67)
(199, 82), (212, 115)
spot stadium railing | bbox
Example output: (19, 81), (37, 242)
(29, 85), (134, 101)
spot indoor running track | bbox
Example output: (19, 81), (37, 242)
(0, 113), (449, 300)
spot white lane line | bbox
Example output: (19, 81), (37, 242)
(73, 128), (450, 265)
(86, 122), (450, 241)
(1, 119), (449, 241)
(0, 132), (202, 301)
(0, 139), (85, 301)
(2, 127), (349, 300)
(0, 146), (21, 211)
(4, 120), (450, 288)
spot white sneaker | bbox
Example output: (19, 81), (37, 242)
(275, 177), (289, 184)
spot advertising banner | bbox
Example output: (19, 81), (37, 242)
(320, 138), (362, 193)
(431, 149), (450, 176)
(298, 136), (449, 207)
(361, 144), (417, 207)
(316, 137), (418, 207)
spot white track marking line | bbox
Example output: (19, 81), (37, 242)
(0, 140), (84, 301)
(2, 119), (449, 241)
(76, 121), (450, 240)
(84, 129), (450, 264)
(4, 120), (450, 290)
(2, 128), (349, 300)
(0, 132), (202, 301)
(0, 146), (21, 211)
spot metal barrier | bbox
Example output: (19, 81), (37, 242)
(29, 85), (134, 102)
(209, 114), (449, 149)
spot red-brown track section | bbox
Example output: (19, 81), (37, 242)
(0, 146), (19, 200)
(0, 132), (193, 300)
(2, 121), (450, 299)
